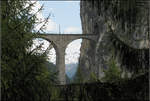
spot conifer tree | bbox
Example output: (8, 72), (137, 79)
(1, 0), (57, 101)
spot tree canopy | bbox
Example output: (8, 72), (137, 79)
(1, 0), (57, 101)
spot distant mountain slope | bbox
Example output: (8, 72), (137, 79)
(66, 63), (78, 78)
(45, 61), (78, 79)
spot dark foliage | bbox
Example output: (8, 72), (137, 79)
(1, 1), (57, 101)
(54, 72), (148, 101)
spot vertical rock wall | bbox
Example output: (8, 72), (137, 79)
(78, 0), (149, 82)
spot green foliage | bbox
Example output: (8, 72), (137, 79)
(50, 87), (61, 100)
(1, 0), (57, 101)
(102, 58), (121, 83)
(89, 72), (98, 82)
(53, 72), (148, 101)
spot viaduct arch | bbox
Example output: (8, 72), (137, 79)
(37, 33), (98, 85)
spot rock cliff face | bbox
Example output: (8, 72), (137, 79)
(78, 0), (149, 82)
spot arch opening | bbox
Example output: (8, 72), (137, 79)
(65, 39), (82, 82)
(65, 38), (95, 84)
(29, 38), (57, 66)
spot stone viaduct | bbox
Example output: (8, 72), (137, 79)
(37, 33), (98, 85)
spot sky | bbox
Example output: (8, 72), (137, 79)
(39, 1), (82, 34)
(29, 1), (82, 69)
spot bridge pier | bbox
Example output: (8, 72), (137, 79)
(56, 47), (66, 85)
